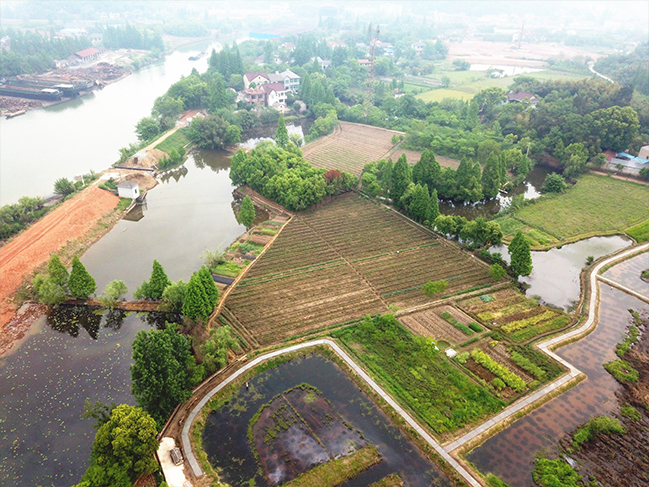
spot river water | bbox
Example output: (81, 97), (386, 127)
(0, 38), (226, 206)
(466, 252), (649, 487)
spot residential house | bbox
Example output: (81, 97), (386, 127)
(326, 40), (347, 49)
(262, 82), (288, 107)
(506, 91), (539, 107)
(268, 69), (300, 93)
(411, 41), (425, 55)
(316, 57), (332, 70)
(241, 87), (267, 106)
(243, 72), (270, 89)
(89, 33), (103, 44)
(358, 59), (373, 68)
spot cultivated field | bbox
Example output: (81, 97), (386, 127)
(388, 148), (461, 170)
(222, 193), (497, 347)
(302, 122), (402, 176)
(458, 288), (571, 343)
(400, 305), (479, 345)
(494, 174), (649, 247)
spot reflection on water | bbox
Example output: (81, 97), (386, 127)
(202, 354), (450, 487)
(192, 147), (234, 172)
(491, 235), (631, 311)
(239, 123), (307, 149)
(0, 312), (164, 486)
(439, 165), (553, 219)
(467, 259), (649, 487)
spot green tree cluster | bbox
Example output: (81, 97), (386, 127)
(237, 195), (256, 228)
(200, 325), (241, 375)
(230, 145), (358, 211)
(188, 114), (241, 150)
(542, 173), (568, 193)
(69, 256), (96, 299)
(275, 115), (290, 148)
(433, 215), (503, 248)
(134, 260), (171, 300)
(509, 231), (533, 277)
(208, 43), (244, 79)
(0, 196), (46, 240)
(131, 324), (203, 427)
(73, 405), (159, 487)
(182, 267), (219, 321)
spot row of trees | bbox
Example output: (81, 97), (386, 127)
(33, 254), (96, 304)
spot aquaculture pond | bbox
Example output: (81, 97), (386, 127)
(466, 252), (649, 487)
(0, 307), (175, 486)
(491, 235), (632, 311)
(201, 353), (451, 487)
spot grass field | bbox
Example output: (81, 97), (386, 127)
(415, 67), (589, 102)
(221, 193), (497, 347)
(302, 121), (402, 176)
(155, 128), (190, 155)
(495, 174), (649, 247)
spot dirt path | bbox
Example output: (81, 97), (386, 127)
(0, 185), (119, 329)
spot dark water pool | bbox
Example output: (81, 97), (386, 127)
(202, 354), (451, 487)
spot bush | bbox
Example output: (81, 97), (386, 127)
(54, 177), (76, 196)
(455, 352), (470, 364)
(492, 377), (506, 390)
(469, 322), (483, 332)
(542, 173), (568, 193)
(489, 263), (507, 281)
(572, 415), (626, 449)
(509, 351), (547, 381)
(441, 311), (473, 335)
(160, 280), (187, 312)
(532, 457), (581, 487)
(423, 279), (448, 297)
(200, 325), (241, 375)
(620, 405), (641, 421)
(69, 256), (96, 299)
(604, 359), (639, 383)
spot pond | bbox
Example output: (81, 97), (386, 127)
(466, 252), (649, 487)
(202, 354), (451, 487)
(490, 235), (632, 311)
(0, 148), (246, 485)
(469, 64), (542, 76)
(438, 164), (553, 220)
(238, 118), (311, 150)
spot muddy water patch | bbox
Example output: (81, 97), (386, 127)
(201, 354), (448, 487)
(491, 235), (631, 310)
(466, 285), (649, 486)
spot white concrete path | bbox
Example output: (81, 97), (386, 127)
(180, 243), (649, 486)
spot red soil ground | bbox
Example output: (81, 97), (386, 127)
(0, 185), (119, 329)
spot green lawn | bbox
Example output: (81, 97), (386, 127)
(626, 220), (649, 243)
(155, 128), (190, 155)
(415, 68), (589, 102)
(497, 174), (649, 246)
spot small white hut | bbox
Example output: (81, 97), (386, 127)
(117, 180), (140, 199)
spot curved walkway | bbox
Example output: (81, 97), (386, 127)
(178, 242), (649, 487)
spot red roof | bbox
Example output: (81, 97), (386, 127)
(244, 72), (269, 82)
(75, 47), (100, 58)
(261, 82), (287, 93)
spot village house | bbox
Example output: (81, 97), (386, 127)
(316, 57), (332, 70)
(358, 59), (373, 68)
(75, 47), (101, 62)
(262, 82), (288, 107)
(243, 71), (270, 89)
(506, 91), (539, 107)
(243, 70), (300, 93)
(411, 41), (426, 54)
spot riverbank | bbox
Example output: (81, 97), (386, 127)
(0, 185), (123, 355)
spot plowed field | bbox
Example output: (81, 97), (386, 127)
(302, 122), (402, 176)
(222, 193), (495, 347)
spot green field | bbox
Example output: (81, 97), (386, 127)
(155, 128), (190, 155)
(415, 67), (589, 102)
(495, 174), (649, 246)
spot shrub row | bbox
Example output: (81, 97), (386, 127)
(509, 351), (547, 381)
(509, 315), (572, 342)
(468, 322), (483, 332)
(471, 349), (526, 392)
(441, 311), (474, 335)
(508, 345), (564, 380)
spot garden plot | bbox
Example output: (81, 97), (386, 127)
(223, 193), (496, 347)
(458, 289), (572, 343)
(400, 306), (475, 345)
(302, 121), (402, 176)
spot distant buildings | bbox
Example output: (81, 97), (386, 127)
(506, 91), (539, 107)
(75, 47), (101, 62)
(241, 69), (300, 109)
(411, 41), (426, 55)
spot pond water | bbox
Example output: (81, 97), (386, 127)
(469, 64), (543, 76)
(0, 37), (231, 205)
(467, 278), (649, 487)
(438, 165), (553, 220)
(0, 307), (171, 486)
(603, 251), (649, 297)
(490, 235), (632, 311)
(202, 354), (451, 487)
(238, 118), (311, 149)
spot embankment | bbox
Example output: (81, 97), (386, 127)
(0, 185), (120, 352)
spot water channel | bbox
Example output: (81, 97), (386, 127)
(202, 354), (451, 487)
(466, 252), (649, 487)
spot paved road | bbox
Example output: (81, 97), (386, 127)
(175, 242), (649, 487)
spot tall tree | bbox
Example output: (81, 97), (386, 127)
(429, 188), (440, 222)
(390, 154), (412, 210)
(401, 183), (432, 223)
(275, 115), (289, 148)
(509, 231), (533, 277)
(148, 260), (171, 300)
(481, 152), (502, 199)
(47, 254), (68, 287)
(75, 405), (159, 487)
(182, 272), (211, 321)
(198, 266), (219, 309)
(412, 149), (441, 192)
(69, 256), (96, 299)
(237, 195), (256, 228)
(130, 324), (203, 428)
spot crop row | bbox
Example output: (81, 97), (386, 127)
(441, 312), (473, 335)
(501, 310), (558, 333)
(509, 351), (547, 381)
(508, 315), (572, 342)
(471, 349), (526, 392)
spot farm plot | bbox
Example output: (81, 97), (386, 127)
(302, 121), (402, 176)
(400, 306), (477, 345)
(458, 288), (572, 343)
(388, 148), (461, 170)
(223, 193), (496, 347)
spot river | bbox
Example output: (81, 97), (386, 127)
(0, 38), (227, 206)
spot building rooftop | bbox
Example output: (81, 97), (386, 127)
(75, 47), (100, 58)
(117, 180), (139, 189)
(262, 82), (287, 93)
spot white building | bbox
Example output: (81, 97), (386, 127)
(117, 181), (140, 199)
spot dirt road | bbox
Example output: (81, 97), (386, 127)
(0, 185), (119, 329)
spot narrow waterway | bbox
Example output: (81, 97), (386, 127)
(491, 235), (631, 311)
(0, 38), (226, 205)
(466, 253), (649, 487)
